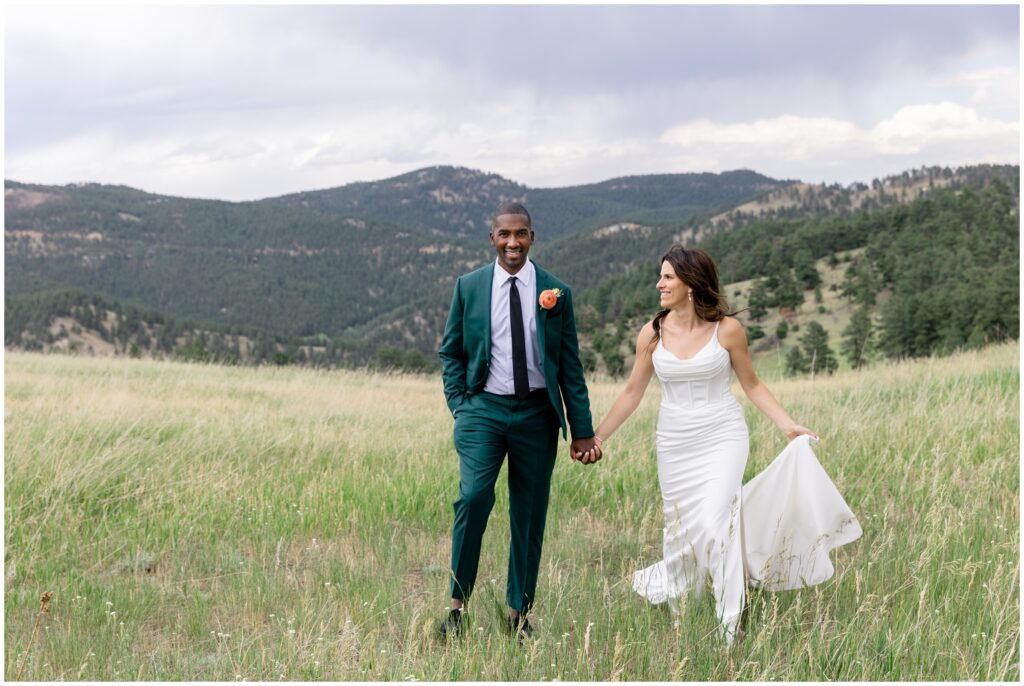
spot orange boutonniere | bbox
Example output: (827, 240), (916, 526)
(538, 288), (563, 310)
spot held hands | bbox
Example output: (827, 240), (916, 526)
(570, 436), (603, 465)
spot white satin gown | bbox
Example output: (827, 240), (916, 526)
(631, 321), (862, 643)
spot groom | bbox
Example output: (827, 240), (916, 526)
(438, 201), (601, 639)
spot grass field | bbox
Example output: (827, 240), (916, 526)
(4, 343), (1019, 680)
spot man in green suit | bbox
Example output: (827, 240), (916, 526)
(438, 201), (601, 640)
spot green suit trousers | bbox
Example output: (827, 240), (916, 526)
(449, 389), (560, 613)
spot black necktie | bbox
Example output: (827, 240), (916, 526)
(508, 276), (529, 399)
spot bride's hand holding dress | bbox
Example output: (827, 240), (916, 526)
(782, 424), (817, 441)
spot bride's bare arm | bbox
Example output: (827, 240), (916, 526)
(592, 322), (658, 447)
(718, 317), (817, 441)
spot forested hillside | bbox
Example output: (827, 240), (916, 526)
(683, 163), (1018, 243)
(272, 165), (787, 238)
(4, 181), (484, 341)
(5, 168), (787, 364)
(5, 164), (1018, 371)
(578, 177), (1019, 376)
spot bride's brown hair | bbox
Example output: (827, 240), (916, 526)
(650, 245), (739, 347)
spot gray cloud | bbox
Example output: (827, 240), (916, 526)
(313, 5), (1017, 95)
(4, 4), (1018, 200)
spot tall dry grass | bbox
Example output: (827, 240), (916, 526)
(4, 342), (1019, 680)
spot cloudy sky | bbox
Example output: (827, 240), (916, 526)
(5, 3), (1019, 201)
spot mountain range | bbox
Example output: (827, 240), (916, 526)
(5, 163), (1018, 370)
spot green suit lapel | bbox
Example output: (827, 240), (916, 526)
(535, 266), (551, 366)
(482, 262), (494, 361)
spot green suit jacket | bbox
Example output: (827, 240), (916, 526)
(439, 261), (594, 440)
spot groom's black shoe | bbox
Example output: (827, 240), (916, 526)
(506, 614), (534, 641)
(438, 609), (464, 639)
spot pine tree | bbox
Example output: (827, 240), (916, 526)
(579, 346), (598, 373)
(793, 249), (822, 289)
(747, 279), (770, 320)
(840, 261), (879, 306)
(602, 348), (625, 378)
(784, 346), (809, 376)
(841, 307), (875, 369)
(800, 321), (838, 375)
(773, 270), (804, 310)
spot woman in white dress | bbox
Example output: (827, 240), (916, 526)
(586, 246), (861, 644)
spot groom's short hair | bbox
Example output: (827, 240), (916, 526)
(493, 201), (531, 228)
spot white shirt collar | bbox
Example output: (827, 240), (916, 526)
(493, 257), (535, 288)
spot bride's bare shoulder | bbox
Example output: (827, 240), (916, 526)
(718, 316), (747, 346)
(635, 320), (658, 349)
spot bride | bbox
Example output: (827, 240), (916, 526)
(583, 245), (861, 644)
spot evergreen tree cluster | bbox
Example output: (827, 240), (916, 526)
(4, 180), (490, 365)
(688, 164), (1016, 242)
(866, 181), (1019, 356)
(785, 321), (839, 376)
(580, 176), (1018, 369)
(3, 288), (435, 370)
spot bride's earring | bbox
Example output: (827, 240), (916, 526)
(688, 291), (693, 302)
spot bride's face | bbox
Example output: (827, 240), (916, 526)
(657, 261), (689, 309)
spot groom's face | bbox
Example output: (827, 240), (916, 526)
(490, 213), (534, 274)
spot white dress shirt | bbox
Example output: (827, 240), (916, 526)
(484, 258), (546, 395)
